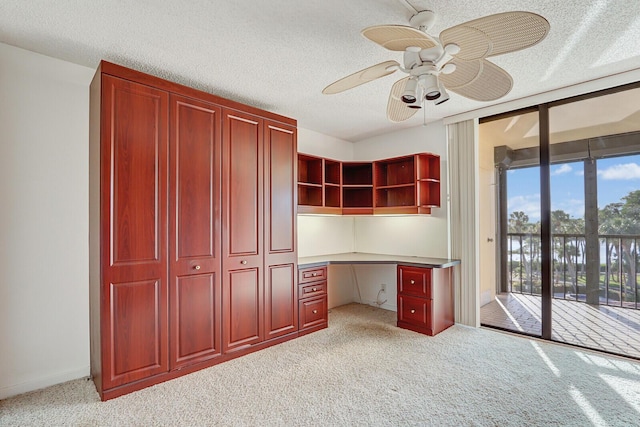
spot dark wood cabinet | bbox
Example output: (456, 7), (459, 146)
(297, 153), (440, 215)
(264, 122), (298, 340)
(90, 61), (299, 400)
(98, 75), (170, 390)
(169, 94), (222, 369)
(298, 266), (328, 335)
(397, 265), (454, 336)
(222, 110), (264, 353)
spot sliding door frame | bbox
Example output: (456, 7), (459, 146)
(482, 79), (640, 346)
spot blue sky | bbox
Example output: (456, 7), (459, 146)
(507, 154), (640, 221)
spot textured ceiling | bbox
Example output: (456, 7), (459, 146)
(2, 0), (640, 142)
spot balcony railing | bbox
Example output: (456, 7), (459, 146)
(507, 232), (640, 309)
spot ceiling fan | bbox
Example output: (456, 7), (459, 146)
(322, 10), (550, 122)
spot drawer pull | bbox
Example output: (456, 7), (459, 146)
(410, 309), (416, 314)
(240, 260), (247, 265)
(312, 287), (317, 292)
(194, 265), (201, 270)
(312, 273), (318, 277)
(410, 280), (415, 284)
(312, 309), (318, 314)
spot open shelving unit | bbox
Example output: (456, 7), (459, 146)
(297, 154), (323, 213)
(342, 162), (373, 214)
(297, 152), (440, 215)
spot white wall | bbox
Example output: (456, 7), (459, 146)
(352, 122), (449, 258)
(297, 126), (356, 258)
(0, 43), (94, 399)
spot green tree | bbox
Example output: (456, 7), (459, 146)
(599, 190), (640, 303)
(551, 209), (584, 297)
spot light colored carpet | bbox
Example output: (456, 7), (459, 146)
(1, 303), (640, 426)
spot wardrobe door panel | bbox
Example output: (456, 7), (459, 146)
(173, 273), (220, 366)
(222, 110), (264, 352)
(265, 263), (297, 339)
(100, 75), (169, 389)
(169, 95), (222, 369)
(264, 122), (298, 338)
(223, 112), (263, 263)
(264, 123), (297, 256)
(223, 268), (263, 351)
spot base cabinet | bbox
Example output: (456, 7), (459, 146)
(397, 265), (454, 336)
(298, 266), (328, 334)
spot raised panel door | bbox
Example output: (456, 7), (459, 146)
(172, 274), (220, 366)
(264, 122), (298, 338)
(100, 75), (169, 389)
(264, 122), (296, 258)
(223, 268), (263, 352)
(222, 110), (264, 352)
(222, 110), (263, 264)
(169, 95), (222, 369)
(108, 280), (167, 387)
(265, 264), (297, 339)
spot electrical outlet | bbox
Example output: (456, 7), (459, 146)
(380, 283), (386, 292)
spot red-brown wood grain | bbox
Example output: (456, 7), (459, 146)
(169, 94), (222, 369)
(263, 122), (298, 339)
(91, 62), (299, 401)
(100, 75), (169, 389)
(222, 110), (265, 353)
(397, 265), (454, 336)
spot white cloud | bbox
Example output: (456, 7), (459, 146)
(552, 198), (584, 219)
(508, 194), (541, 221)
(551, 164), (572, 176)
(598, 163), (640, 180)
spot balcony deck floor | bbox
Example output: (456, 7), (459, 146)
(481, 293), (640, 359)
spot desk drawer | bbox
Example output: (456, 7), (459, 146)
(299, 295), (327, 329)
(299, 266), (327, 284)
(398, 265), (432, 298)
(299, 281), (326, 299)
(398, 295), (432, 330)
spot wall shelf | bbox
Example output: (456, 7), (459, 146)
(297, 152), (440, 215)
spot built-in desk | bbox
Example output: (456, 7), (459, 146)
(298, 252), (460, 269)
(298, 253), (460, 336)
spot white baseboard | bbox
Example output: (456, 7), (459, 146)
(0, 366), (90, 400)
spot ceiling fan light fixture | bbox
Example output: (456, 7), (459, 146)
(420, 74), (440, 100)
(434, 83), (450, 105)
(401, 77), (419, 104)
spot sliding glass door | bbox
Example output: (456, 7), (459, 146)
(548, 89), (640, 357)
(480, 84), (640, 359)
(479, 110), (542, 336)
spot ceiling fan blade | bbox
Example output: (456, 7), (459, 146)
(440, 59), (513, 101)
(362, 25), (437, 51)
(387, 77), (420, 122)
(440, 11), (550, 61)
(322, 60), (399, 94)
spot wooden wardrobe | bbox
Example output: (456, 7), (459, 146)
(89, 61), (298, 400)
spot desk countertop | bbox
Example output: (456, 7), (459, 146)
(298, 252), (460, 269)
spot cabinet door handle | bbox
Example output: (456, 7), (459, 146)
(240, 260), (247, 265)
(312, 310), (318, 314)
(194, 265), (201, 270)
(410, 309), (416, 314)
(410, 280), (415, 284)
